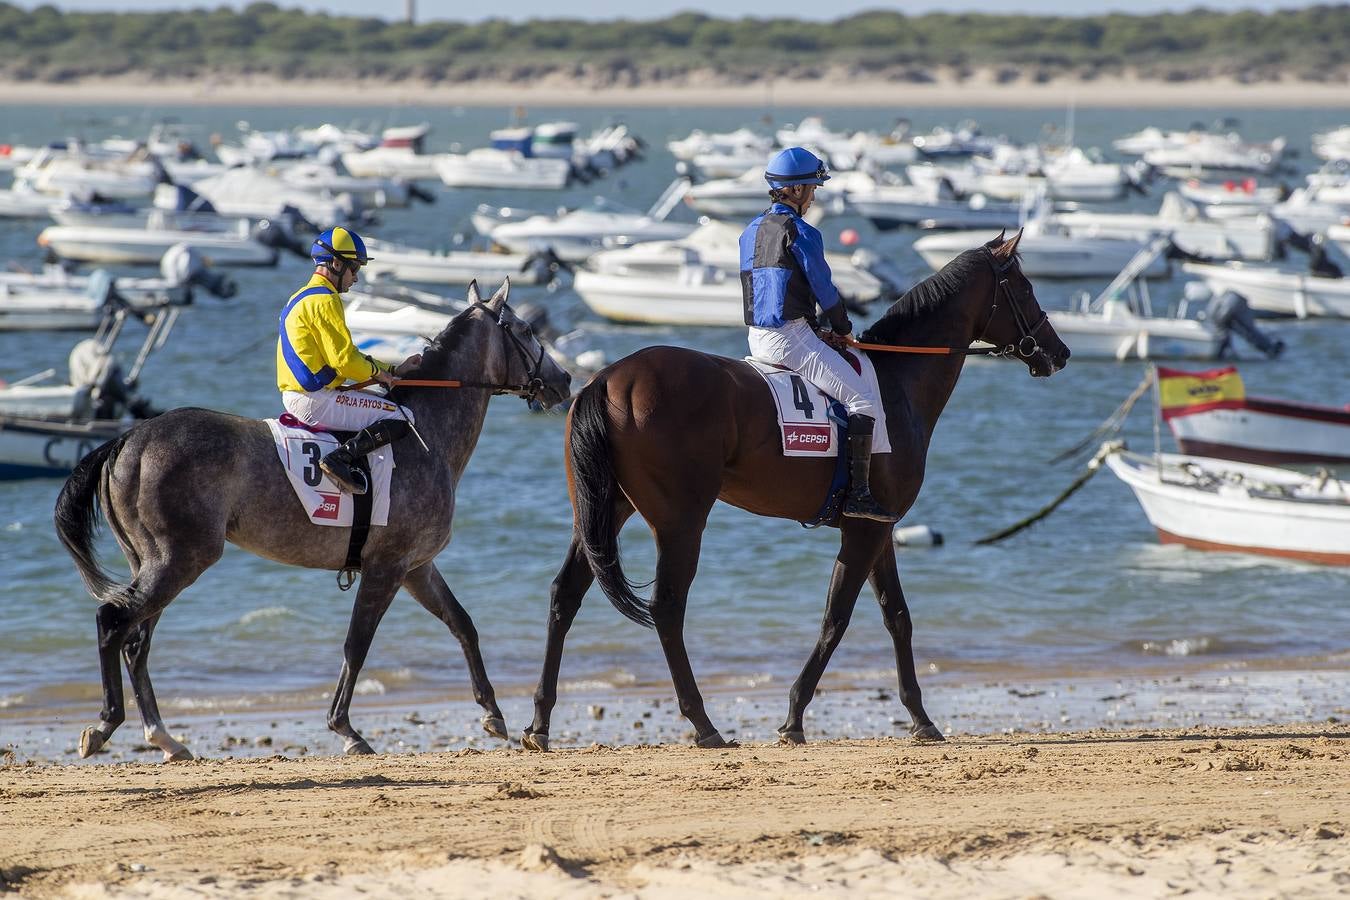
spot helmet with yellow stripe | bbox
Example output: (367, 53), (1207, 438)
(311, 226), (373, 268)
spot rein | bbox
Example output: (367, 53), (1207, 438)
(338, 301), (549, 399)
(851, 249), (1046, 361)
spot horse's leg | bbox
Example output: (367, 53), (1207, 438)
(778, 523), (890, 745)
(524, 536), (595, 752)
(81, 558), (215, 758)
(121, 613), (193, 762)
(402, 562), (507, 741)
(648, 525), (732, 748)
(869, 541), (943, 742)
(327, 569), (402, 755)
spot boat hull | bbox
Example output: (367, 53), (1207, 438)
(1167, 399), (1350, 465)
(0, 417), (125, 479)
(1181, 262), (1350, 319)
(1104, 450), (1350, 565)
(573, 271), (743, 326)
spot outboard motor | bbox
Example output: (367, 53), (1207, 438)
(153, 182), (218, 215)
(521, 246), (572, 287)
(160, 242), (237, 299)
(407, 182), (437, 205)
(849, 248), (908, 303)
(252, 218), (311, 260)
(276, 204), (319, 238)
(1203, 286), (1285, 359)
(512, 301), (555, 339)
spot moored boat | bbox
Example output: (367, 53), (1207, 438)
(1103, 444), (1350, 566)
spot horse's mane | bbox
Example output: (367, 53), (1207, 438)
(386, 303), (476, 401)
(859, 246), (993, 345)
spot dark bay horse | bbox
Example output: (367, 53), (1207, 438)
(54, 280), (571, 761)
(524, 233), (1070, 750)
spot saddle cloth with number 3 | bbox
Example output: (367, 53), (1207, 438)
(265, 416), (395, 527)
(745, 351), (892, 458)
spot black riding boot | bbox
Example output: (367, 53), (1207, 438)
(320, 419), (411, 495)
(842, 414), (898, 523)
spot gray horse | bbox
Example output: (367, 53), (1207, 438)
(54, 280), (571, 761)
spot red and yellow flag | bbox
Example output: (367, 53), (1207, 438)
(1158, 366), (1246, 419)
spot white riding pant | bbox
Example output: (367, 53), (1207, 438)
(282, 389), (416, 432)
(748, 318), (875, 418)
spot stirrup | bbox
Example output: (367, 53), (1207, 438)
(320, 458), (369, 495)
(843, 491), (898, 523)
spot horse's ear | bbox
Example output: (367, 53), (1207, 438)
(488, 277), (511, 312)
(1003, 227), (1024, 257)
(466, 280), (481, 305)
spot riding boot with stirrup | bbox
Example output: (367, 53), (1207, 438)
(320, 419), (411, 495)
(842, 414), (898, 523)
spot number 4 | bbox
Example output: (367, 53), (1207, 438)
(789, 376), (815, 419)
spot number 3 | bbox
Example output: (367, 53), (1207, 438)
(301, 441), (322, 486)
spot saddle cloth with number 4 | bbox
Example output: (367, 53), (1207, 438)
(745, 351), (892, 458)
(265, 416), (395, 527)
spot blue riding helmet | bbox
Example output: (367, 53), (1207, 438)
(764, 147), (830, 190)
(310, 225), (373, 267)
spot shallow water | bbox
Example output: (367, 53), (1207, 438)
(1, 103), (1347, 753)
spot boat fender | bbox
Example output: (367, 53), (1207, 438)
(893, 524), (943, 547)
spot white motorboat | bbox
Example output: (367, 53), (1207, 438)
(0, 180), (64, 219)
(1102, 444), (1350, 566)
(16, 147), (163, 200)
(914, 147), (1136, 203)
(1178, 178), (1287, 218)
(0, 245), (235, 331)
(683, 168), (870, 219)
(573, 266), (744, 326)
(1047, 240), (1221, 360)
(843, 173), (1021, 231)
(435, 148), (571, 190)
(1143, 136), (1287, 176)
(913, 221), (1171, 280)
(178, 168), (360, 226)
(37, 214), (305, 266)
(1051, 192), (1277, 261)
(1312, 125), (1350, 162)
(1047, 238), (1284, 360)
(1158, 366), (1350, 466)
(1, 306), (174, 479)
(340, 123), (442, 181)
(275, 161), (429, 209)
(483, 180), (694, 262)
(668, 128), (774, 179)
(1181, 260), (1350, 319)
(583, 218), (899, 306)
(361, 238), (561, 287)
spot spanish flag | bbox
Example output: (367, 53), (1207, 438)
(1158, 366), (1246, 420)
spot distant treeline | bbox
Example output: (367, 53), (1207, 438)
(2, 2), (1349, 84)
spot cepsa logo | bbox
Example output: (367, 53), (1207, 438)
(313, 492), (341, 520)
(784, 424), (832, 452)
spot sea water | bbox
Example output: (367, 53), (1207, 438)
(1, 103), (1346, 756)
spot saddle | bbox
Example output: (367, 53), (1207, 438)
(743, 354), (891, 458)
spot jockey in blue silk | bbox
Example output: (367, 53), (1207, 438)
(740, 147), (896, 523)
(276, 225), (421, 495)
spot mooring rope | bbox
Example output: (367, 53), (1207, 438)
(1046, 369), (1154, 466)
(975, 441), (1124, 545)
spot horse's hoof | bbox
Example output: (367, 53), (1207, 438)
(777, 730), (806, 746)
(79, 726), (106, 758)
(164, 747), (194, 763)
(481, 715), (508, 741)
(695, 731), (739, 749)
(910, 722), (945, 743)
(521, 731), (550, 753)
(344, 738), (375, 755)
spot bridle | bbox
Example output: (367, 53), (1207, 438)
(974, 248), (1050, 361)
(475, 301), (550, 403)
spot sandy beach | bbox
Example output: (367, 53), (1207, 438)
(2, 722), (1345, 898)
(2, 71), (1349, 108)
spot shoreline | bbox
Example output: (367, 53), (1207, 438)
(3, 663), (1344, 766)
(3, 73), (1350, 108)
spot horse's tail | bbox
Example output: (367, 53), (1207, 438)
(568, 377), (655, 629)
(53, 434), (128, 605)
